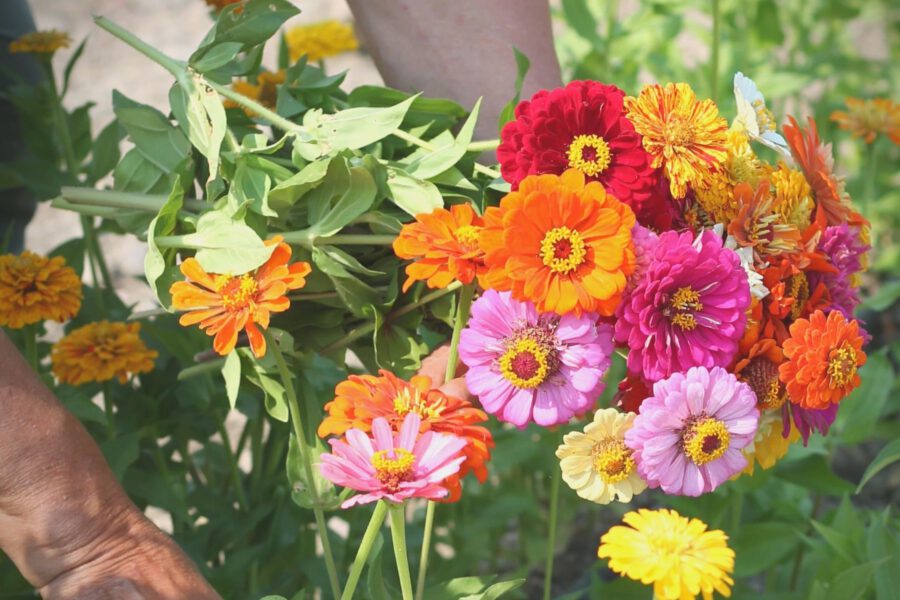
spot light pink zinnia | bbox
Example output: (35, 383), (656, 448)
(319, 413), (467, 508)
(459, 289), (614, 428)
(624, 366), (759, 496)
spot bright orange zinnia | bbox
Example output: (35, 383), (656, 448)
(393, 203), (485, 293)
(318, 370), (493, 502)
(779, 310), (866, 410)
(170, 236), (311, 358)
(479, 169), (635, 316)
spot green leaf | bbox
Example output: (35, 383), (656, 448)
(466, 579), (526, 600)
(183, 211), (276, 275)
(307, 166), (377, 238)
(302, 95), (417, 154)
(859, 279), (900, 311)
(144, 176), (185, 308)
(222, 350), (241, 409)
(776, 454), (855, 495)
(207, 0), (299, 47)
(856, 438), (900, 493)
(189, 41), (242, 72)
(100, 432), (141, 479)
(386, 168), (443, 216)
(112, 90), (190, 173)
(424, 576), (495, 600)
(268, 157), (332, 209)
(62, 37), (88, 96)
(169, 76), (227, 181)
(823, 559), (886, 600)
(867, 509), (900, 600)
(286, 433), (339, 510)
(561, 0), (603, 46)
(497, 47), (530, 130)
(227, 158), (273, 217)
(366, 534), (392, 600)
(836, 349), (893, 444)
(731, 522), (800, 577)
(113, 148), (169, 194)
(403, 98), (482, 180)
(810, 520), (855, 563)
(313, 246), (383, 277)
(373, 308), (428, 377)
(87, 120), (123, 184)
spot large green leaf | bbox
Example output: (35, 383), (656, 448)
(185, 211), (276, 275)
(307, 166), (377, 238)
(268, 157), (332, 210)
(402, 98), (482, 180)
(856, 438), (900, 493)
(731, 522), (800, 576)
(206, 0), (299, 47)
(386, 168), (443, 216)
(169, 77), (227, 181)
(112, 91), (190, 173)
(144, 177), (186, 308)
(300, 95), (417, 155)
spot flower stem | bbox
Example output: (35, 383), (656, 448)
(710, 0), (721, 103)
(216, 418), (248, 511)
(389, 503), (414, 600)
(23, 324), (39, 371)
(543, 469), (561, 600)
(177, 357), (226, 380)
(466, 139), (500, 152)
(94, 16), (185, 77)
(392, 129), (501, 180)
(264, 329), (342, 599)
(415, 502), (437, 600)
(59, 186), (206, 213)
(342, 500), (389, 600)
(103, 381), (116, 440)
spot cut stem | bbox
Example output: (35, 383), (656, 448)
(466, 139), (500, 152)
(389, 503), (414, 600)
(60, 187), (206, 213)
(543, 469), (561, 600)
(342, 500), (389, 600)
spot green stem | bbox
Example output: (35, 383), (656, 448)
(543, 469), (561, 600)
(392, 129), (501, 180)
(789, 494), (822, 591)
(178, 358), (227, 380)
(415, 502), (437, 600)
(710, 0), (721, 103)
(50, 197), (121, 218)
(466, 139), (500, 152)
(81, 215), (114, 293)
(217, 418), (249, 511)
(321, 282), (462, 355)
(264, 329), (342, 599)
(103, 381), (116, 440)
(23, 324), (39, 371)
(389, 503), (414, 600)
(94, 16), (185, 76)
(155, 232), (396, 250)
(60, 187), (206, 213)
(342, 501), (389, 600)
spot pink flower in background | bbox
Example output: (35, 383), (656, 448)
(320, 413), (466, 508)
(459, 290), (614, 428)
(809, 224), (869, 319)
(782, 403), (838, 445)
(625, 366), (759, 496)
(615, 229), (750, 382)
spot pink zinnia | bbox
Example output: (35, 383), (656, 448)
(809, 224), (869, 319)
(625, 366), (759, 496)
(615, 229), (750, 382)
(782, 403), (838, 445)
(319, 413), (467, 508)
(459, 290), (614, 428)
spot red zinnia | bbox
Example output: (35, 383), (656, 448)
(498, 81), (656, 214)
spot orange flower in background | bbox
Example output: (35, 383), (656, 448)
(393, 203), (486, 293)
(831, 98), (900, 145)
(0, 251), (82, 329)
(170, 236), (311, 358)
(51, 321), (157, 386)
(624, 82), (728, 199)
(318, 370), (493, 502)
(779, 310), (866, 410)
(9, 30), (70, 55)
(783, 116), (854, 226)
(480, 169), (635, 316)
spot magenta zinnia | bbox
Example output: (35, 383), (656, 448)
(625, 366), (759, 496)
(808, 224), (869, 319)
(319, 413), (467, 508)
(458, 290), (614, 428)
(615, 229), (750, 382)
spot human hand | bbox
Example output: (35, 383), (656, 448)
(417, 344), (472, 401)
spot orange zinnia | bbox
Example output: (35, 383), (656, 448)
(479, 169), (635, 316)
(779, 310), (866, 410)
(783, 116), (854, 227)
(170, 236), (311, 358)
(318, 370), (493, 502)
(733, 337), (787, 411)
(393, 203), (485, 293)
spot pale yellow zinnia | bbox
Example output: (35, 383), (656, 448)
(0, 251), (82, 329)
(555, 408), (646, 504)
(738, 410), (799, 476)
(285, 20), (358, 64)
(51, 321), (157, 385)
(598, 508), (735, 600)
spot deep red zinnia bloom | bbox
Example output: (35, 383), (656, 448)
(498, 81), (656, 213)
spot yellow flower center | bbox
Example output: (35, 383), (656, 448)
(682, 416), (730, 465)
(592, 439), (636, 484)
(827, 345), (858, 388)
(741, 357), (786, 410)
(371, 448), (416, 492)
(567, 134), (612, 177)
(752, 99), (777, 133)
(540, 227), (587, 274)
(499, 337), (552, 389)
(215, 274), (259, 312)
(393, 387), (442, 420)
(667, 286), (703, 331)
(664, 116), (695, 147)
(455, 224), (482, 249)
(789, 273), (809, 320)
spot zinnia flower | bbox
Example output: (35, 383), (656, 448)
(831, 98), (900, 145)
(625, 366), (759, 496)
(555, 408), (646, 504)
(497, 81), (657, 213)
(768, 162), (814, 230)
(319, 413), (467, 508)
(392, 203), (485, 293)
(733, 337), (787, 411)
(732, 72), (789, 154)
(0, 251), (82, 329)
(727, 181), (801, 257)
(285, 20), (359, 63)
(51, 321), (157, 385)
(598, 508), (735, 600)
(739, 411), (798, 476)
(479, 169), (636, 316)
(615, 230), (750, 382)
(624, 82), (728, 199)
(318, 370), (493, 502)
(783, 116), (854, 226)
(779, 310), (866, 410)
(9, 30), (71, 55)
(459, 290), (614, 428)
(170, 236), (311, 358)
(808, 224), (869, 319)
(782, 402), (838, 445)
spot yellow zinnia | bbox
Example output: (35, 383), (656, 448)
(738, 411), (799, 476)
(51, 321), (157, 385)
(768, 162), (813, 230)
(555, 408), (646, 504)
(285, 20), (358, 63)
(625, 82), (728, 199)
(0, 251), (82, 329)
(9, 30), (71, 55)
(599, 508), (735, 600)
(224, 70), (285, 116)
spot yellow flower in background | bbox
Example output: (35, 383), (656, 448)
(224, 70), (285, 116)
(831, 98), (900, 145)
(598, 508), (735, 600)
(625, 82), (728, 199)
(9, 30), (71, 55)
(285, 20), (358, 63)
(738, 411), (798, 476)
(555, 408), (646, 505)
(51, 321), (157, 385)
(0, 251), (82, 329)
